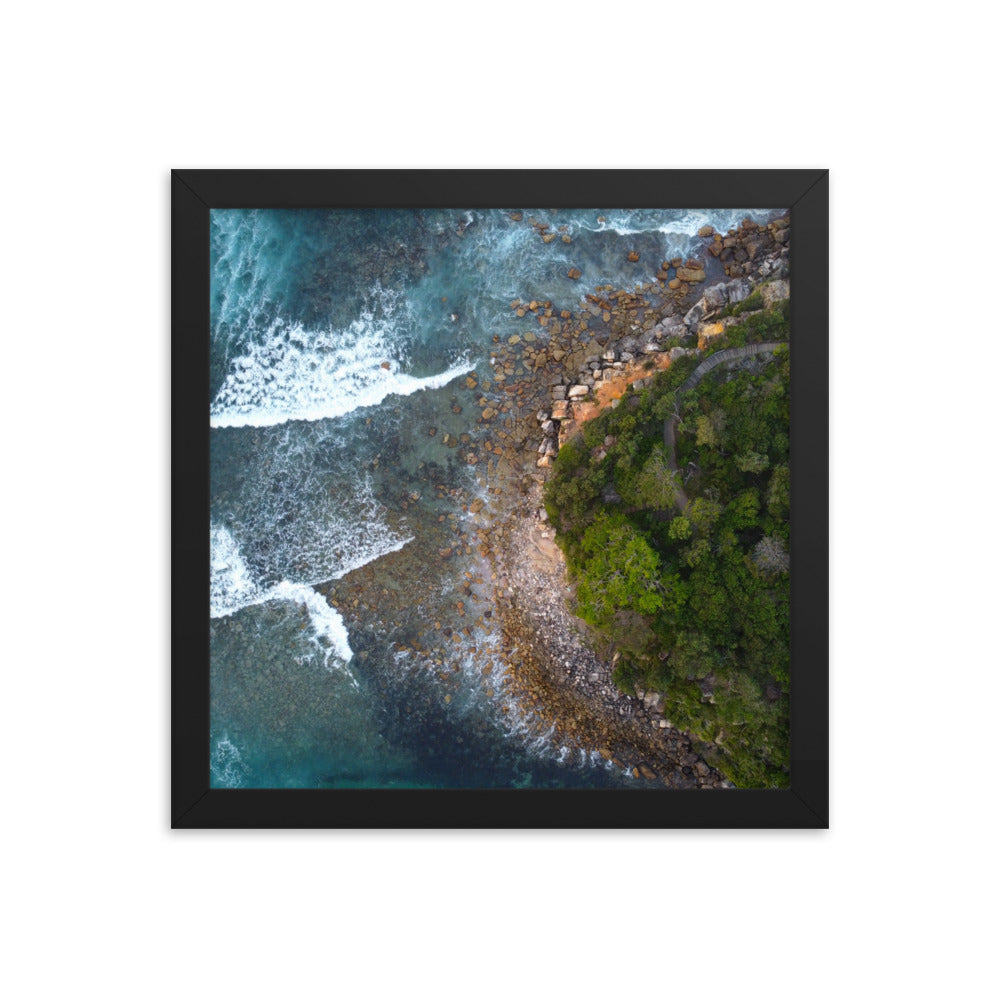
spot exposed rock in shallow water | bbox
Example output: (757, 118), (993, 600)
(677, 266), (706, 283)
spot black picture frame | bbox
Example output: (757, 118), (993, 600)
(173, 169), (828, 829)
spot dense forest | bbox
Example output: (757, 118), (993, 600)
(543, 297), (791, 786)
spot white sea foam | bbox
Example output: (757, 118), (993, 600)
(210, 736), (250, 788)
(210, 288), (472, 428)
(210, 523), (263, 617)
(574, 207), (781, 239)
(267, 580), (355, 670)
(210, 520), (413, 680)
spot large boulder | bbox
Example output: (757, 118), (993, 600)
(761, 278), (790, 307)
(726, 277), (752, 305)
(683, 300), (705, 332)
(676, 266), (706, 283)
(697, 323), (727, 350)
(756, 255), (788, 280)
(700, 282), (728, 318)
(687, 277), (758, 332)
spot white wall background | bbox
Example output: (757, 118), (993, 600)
(1, 2), (993, 997)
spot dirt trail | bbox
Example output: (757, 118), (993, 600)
(662, 341), (784, 512)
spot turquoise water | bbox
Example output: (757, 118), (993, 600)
(208, 206), (779, 789)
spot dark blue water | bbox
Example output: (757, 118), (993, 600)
(208, 206), (779, 789)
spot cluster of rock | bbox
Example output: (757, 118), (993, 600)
(492, 514), (730, 788)
(461, 214), (792, 481)
(704, 215), (791, 279)
(682, 270), (790, 349)
(531, 339), (699, 467)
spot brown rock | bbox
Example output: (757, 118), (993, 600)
(676, 267), (706, 283)
(509, 212), (523, 221)
(567, 268), (582, 280)
(698, 322), (726, 349)
(668, 277), (681, 290)
(627, 251), (640, 262)
(697, 225), (715, 237)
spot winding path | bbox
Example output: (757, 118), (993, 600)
(663, 341), (785, 513)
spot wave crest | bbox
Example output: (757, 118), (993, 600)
(210, 287), (471, 428)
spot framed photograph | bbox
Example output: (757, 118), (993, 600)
(173, 169), (828, 828)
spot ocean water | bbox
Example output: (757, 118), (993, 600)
(208, 206), (779, 789)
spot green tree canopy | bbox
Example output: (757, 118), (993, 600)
(576, 513), (666, 626)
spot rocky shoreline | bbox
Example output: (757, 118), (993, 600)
(471, 214), (791, 787)
(330, 213), (791, 787)
(488, 489), (728, 787)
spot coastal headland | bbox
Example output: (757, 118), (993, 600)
(330, 213), (791, 788)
